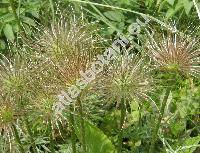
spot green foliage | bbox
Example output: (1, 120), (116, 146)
(75, 118), (117, 153)
(0, 0), (199, 153)
(0, 0), (48, 54)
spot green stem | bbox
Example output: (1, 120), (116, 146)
(12, 124), (25, 153)
(69, 105), (77, 153)
(48, 119), (55, 153)
(149, 88), (171, 153)
(118, 97), (126, 153)
(77, 96), (86, 153)
(138, 103), (142, 127)
(24, 118), (37, 153)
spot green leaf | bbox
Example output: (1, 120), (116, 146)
(29, 10), (39, 19)
(21, 16), (36, 26)
(167, 0), (176, 5)
(75, 118), (116, 153)
(104, 11), (124, 22)
(178, 135), (200, 153)
(0, 13), (15, 23)
(166, 1), (183, 19)
(12, 22), (20, 33)
(170, 119), (186, 137)
(145, 0), (154, 7)
(130, 111), (139, 123)
(3, 24), (14, 41)
(182, 0), (193, 15)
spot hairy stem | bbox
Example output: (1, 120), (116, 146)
(118, 97), (126, 153)
(149, 88), (171, 153)
(77, 96), (86, 153)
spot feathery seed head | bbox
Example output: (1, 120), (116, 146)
(146, 32), (200, 78)
(95, 53), (154, 104)
(31, 11), (103, 85)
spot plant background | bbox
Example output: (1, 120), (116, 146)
(0, 0), (200, 153)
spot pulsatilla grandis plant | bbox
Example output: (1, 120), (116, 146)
(147, 32), (200, 79)
(94, 51), (155, 153)
(146, 32), (200, 153)
(30, 9), (104, 153)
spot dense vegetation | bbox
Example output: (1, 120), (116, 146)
(0, 0), (200, 152)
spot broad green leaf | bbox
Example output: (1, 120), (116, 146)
(104, 11), (124, 22)
(75, 118), (116, 153)
(3, 24), (14, 41)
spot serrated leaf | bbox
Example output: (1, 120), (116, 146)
(3, 24), (14, 41)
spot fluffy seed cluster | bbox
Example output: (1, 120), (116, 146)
(0, 54), (27, 135)
(94, 52), (154, 104)
(146, 32), (200, 78)
(31, 12), (103, 85)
